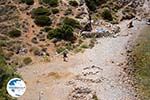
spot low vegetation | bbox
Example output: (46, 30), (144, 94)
(62, 17), (80, 28)
(51, 8), (59, 14)
(34, 16), (52, 26)
(122, 6), (135, 20)
(8, 29), (21, 38)
(0, 54), (19, 99)
(42, 0), (59, 7)
(21, 0), (34, 5)
(23, 57), (32, 65)
(64, 8), (72, 15)
(80, 44), (89, 49)
(131, 28), (150, 100)
(69, 0), (78, 7)
(101, 8), (113, 21)
(56, 47), (66, 54)
(92, 94), (98, 100)
(47, 17), (80, 41)
(43, 27), (52, 32)
(85, 0), (105, 11)
(31, 7), (50, 17)
(47, 24), (74, 41)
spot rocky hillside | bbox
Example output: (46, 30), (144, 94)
(0, 0), (149, 67)
(0, 0), (149, 99)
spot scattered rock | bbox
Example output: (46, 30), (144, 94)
(31, 37), (38, 44)
(68, 87), (96, 100)
(18, 47), (28, 55)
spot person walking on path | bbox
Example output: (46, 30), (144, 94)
(63, 51), (68, 62)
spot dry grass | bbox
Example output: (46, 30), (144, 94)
(132, 27), (150, 100)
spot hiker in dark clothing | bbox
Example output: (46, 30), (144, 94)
(63, 52), (68, 62)
(128, 21), (133, 28)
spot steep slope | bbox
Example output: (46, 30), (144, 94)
(17, 19), (148, 100)
(0, 0), (150, 99)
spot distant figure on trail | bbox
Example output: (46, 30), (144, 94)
(128, 21), (133, 28)
(63, 51), (68, 62)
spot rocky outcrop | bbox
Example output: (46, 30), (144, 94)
(81, 21), (120, 38)
(76, 3), (90, 25)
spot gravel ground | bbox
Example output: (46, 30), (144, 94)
(17, 19), (148, 100)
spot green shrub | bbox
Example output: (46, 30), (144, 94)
(74, 47), (82, 53)
(92, 94), (98, 100)
(0, 55), (19, 99)
(89, 38), (96, 48)
(0, 40), (7, 47)
(51, 8), (59, 14)
(61, 24), (74, 40)
(80, 44), (89, 49)
(43, 27), (52, 32)
(23, 57), (32, 65)
(65, 42), (74, 50)
(69, 0), (78, 7)
(0, 71), (18, 100)
(56, 47), (66, 54)
(101, 8), (113, 21)
(47, 17), (79, 41)
(21, 0), (34, 5)
(47, 24), (74, 41)
(85, 0), (105, 11)
(0, 55), (6, 66)
(62, 17), (80, 28)
(85, 0), (96, 11)
(85, 0), (102, 11)
(42, 0), (59, 7)
(47, 28), (62, 40)
(64, 8), (72, 15)
(8, 29), (21, 38)
(31, 7), (50, 17)
(34, 16), (52, 26)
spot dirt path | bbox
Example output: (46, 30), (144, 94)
(17, 19), (147, 100)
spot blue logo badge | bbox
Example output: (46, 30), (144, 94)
(7, 78), (26, 98)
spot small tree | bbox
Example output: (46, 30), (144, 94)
(64, 8), (72, 15)
(85, 0), (97, 11)
(47, 24), (74, 41)
(85, 0), (105, 11)
(47, 28), (62, 39)
(8, 29), (21, 38)
(21, 0), (34, 5)
(69, 0), (78, 7)
(42, 0), (59, 7)
(31, 7), (50, 17)
(43, 27), (52, 32)
(61, 24), (74, 40)
(101, 8), (113, 21)
(34, 16), (52, 26)
(62, 17), (80, 28)
(51, 8), (59, 14)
